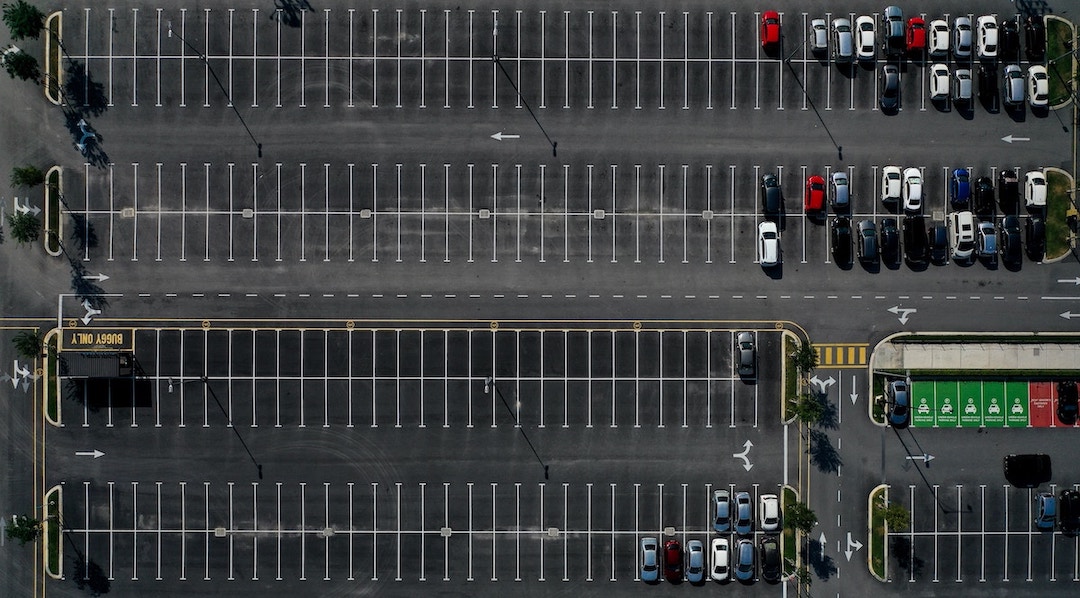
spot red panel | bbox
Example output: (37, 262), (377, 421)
(1029, 382), (1055, 427)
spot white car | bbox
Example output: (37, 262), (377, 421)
(977, 16), (998, 59)
(928, 19), (950, 57)
(1028, 65), (1049, 107)
(881, 166), (902, 203)
(856, 16), (876, 61)
(759, 494), (780, 532)
(710, 537), (730, 582)
(1025, 170), (1047, 207)
(947, 210), (976, 261)
(953, 16), (972, 57)
(929, 63), (950, 101)
(902, 167), (923, 212)
(810, 18), (829, 52)
(758, 221), (780, 266)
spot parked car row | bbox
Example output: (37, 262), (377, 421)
(887, 379), (1078, 429)
(1036, 488), (1080, 534)
(794, 9), (1045, 62)
(641, 534), (782, 584)
(930, 62), (1048, 108)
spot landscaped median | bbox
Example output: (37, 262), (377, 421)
(42, 329), (60, 427)
(1045, 168), (1076, 261)
(1045, 15), (1076, 108)
(44, 166), (63, 256)
(868, 484), (888, 581)
(782, 485), (798, 577)
(45, 11), (63, 105)
(43, 485), (62, 579)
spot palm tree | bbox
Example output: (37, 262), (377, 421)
(10, 164), (45, 187)
(2, 46), (39, 81)
(6, 212), (40, 245)
(12, 330), (42, 360)
(2, 1), (44, 40)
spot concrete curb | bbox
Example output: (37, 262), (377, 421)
(1045, 15), (1076, 111)
(868, 484), (889, 582)
(43, 165), (63, 257)
(44, 12), (63, 106)
(781, 483), (800, 578)
(42, 328), (61, 428)
(43, 484), (62, 579)
(1043, 166), (1076, 264)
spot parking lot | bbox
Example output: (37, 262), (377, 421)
(891, 482), (1080, 583)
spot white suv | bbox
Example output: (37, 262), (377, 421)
(977, 16), (998, 59)
(947, 211), (976, 261)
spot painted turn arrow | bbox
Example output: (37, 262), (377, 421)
(810, 375), (835, 393)
(490, 132), (520, 141)
(887, 305), (917, 325)
(75, 450), (105, 459)
(732, 440), (754, 472)
(844, 531), (864, 561)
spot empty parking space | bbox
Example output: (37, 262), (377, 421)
(910, 379), (1079, 428)
(59, 325), (780, 430)
(893, 482), (1080, 584)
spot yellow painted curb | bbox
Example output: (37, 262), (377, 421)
(44, 166), (63, 257)
(868, 484), (889, 582)
(44, 12), (63, 105)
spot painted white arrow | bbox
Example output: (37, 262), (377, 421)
(844, 531), (864, 561)
(1058, 277), (1080, 285)
(75, 450), (105, 459)
(732, 439), (754, 472)
(1062, 311), (1080, 320)
(818, 532), (826, 547)
(850, 375), (859, 405)
(13, 197), (41, 217)
(810, 375), (836, 393)
(11, 360), (28, 389)
(905, 453), (935, 464)
(490, 132), (521, 141)
(1001, 135), (1030, 143)
(887, 305), (917, 325)
(82, 273), (110, 283)
(81, 299), (102, 325)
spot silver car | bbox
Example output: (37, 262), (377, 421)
(1002, 64), (1024, 106)
(810, 18), (829, 52)
(953, 16), (972, 57)
(713, 489), (731, 532)
(831, 171), (849, 210)
(686, 540), (705, 583)
(734, 491), (753, 535)
(640, 537), (660, 582)
(832, 18), (853, 62)
(736, 332), (756, 377)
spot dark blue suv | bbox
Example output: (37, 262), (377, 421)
(950, 169), (970, 208)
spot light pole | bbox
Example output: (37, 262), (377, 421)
(169, 376), (263, 479)
(167, 20), (262, 158)
(484, 376), (549, 479)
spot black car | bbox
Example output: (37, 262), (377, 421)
(973, 176), (995, 214)
(1000, 215), (1022, 265)
(760, 536), (781, 583)
(978, 65), (998, 108)
(1000, 19), (1019, 57)
(880, 64), (900, 112)
(760, 173), (782, 218)
(902, 216), (928, 265)
(928, 224), (949, 265)
(1025, 16), (1046, 61)
(1061, 489), (1080, 535)
(1004, 453), (1052, 488)
(880, 218), (900, 263)
(1058, 381), (1079, 425)
(998, 169), (1019, 212)
(831, 217), (852, 264)
(1025, 216), (1045, 261)
(857, 219), (878, 264)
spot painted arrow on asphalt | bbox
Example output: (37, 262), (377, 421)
(887, 305), (917, 325)
(810, 375), (835, 393)
(1062, 311), (1080, 320)
(818, 532), (826, 548)
(844, 532), (864, 561)
(490, 132), (520, 141)
(850, 375), (859, 405)
(1058, 277), (1080, 285)
(13, 197), (41, 217)
(81, 299), (102, 325)
(732, 439), (754, 472)
(82, 273), (110, 283)
(75, 450), (105, 459)
(1001, 135), (1030, 143)
(905, 453), (935, 464)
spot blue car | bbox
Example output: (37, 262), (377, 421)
(887, 380), (909, 427)
(1036, 493), (1057, 530)
(950, 168), (970, 208)
(713, 489), (731, 532)
(685, 539), (705, 583)
(640, 537), (659, 582)
(735, 539), (756, 581)
(734, 492), (753, 536)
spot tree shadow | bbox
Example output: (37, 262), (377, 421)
(809, 429), (842, 474)
(814, 390), (839, 430)
(806, 535), (838, 581)
(62, 109), (109, 169)
(68, 213), (98, 252)
(63, 61), (108, 117)
(271, 0), (313, 28)
(68, 259), (109, 309)
(889, 536), (925, 577)
(72, 556), (111, 595)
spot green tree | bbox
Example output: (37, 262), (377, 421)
(2, 1), (44, 40)
(10, 165), (45, 188)
(6, 211), (40, 245)
(784, 501), (818, 534)
(790, 393), (824, 426)
(12, 330), (42, 360)
(5, 515), (41, 545)
(879, 503), (910, 531)
(2, 46), (38, 81)
(792, 339), (818, 375)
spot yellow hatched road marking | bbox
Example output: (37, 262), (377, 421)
(814, 343), (868, 367)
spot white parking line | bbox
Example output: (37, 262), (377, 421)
(777, 12), (784, 111)
(682, 11), (689, 110)
(202, 10), (210, 107)
(728, 165), (736, 263)
(753, 11), (761, 110)
(107, 8), (115, 107)
(933, 483), (940, 582)
(155, 482), (163, 580)
(706, 12), (714, 109)
(253, 482), (260, 580)
(178, 481), (186, 580)
(635, 11), (642, 109)
(131, 481), (138, 580)
(1026, 487), (1033, 582)
(956, 484), (962, 582)
(202, 481), (209, 580)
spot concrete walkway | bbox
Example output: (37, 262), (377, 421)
(872, 337), (1080, 371)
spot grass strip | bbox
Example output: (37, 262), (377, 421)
(784, 336), (797, 418)
(870, 487), (886, 580)
(1046, 18), (1074, 105)
(782, 486), (797, 573)
(1046, 170), (1073, 259)
(45, 169), (61, 254)
(46, 335), (58, 424)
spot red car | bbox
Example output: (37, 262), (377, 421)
(906, 17), (926, 52)
(663, 540), (683, 582)
(760, 11), (781, 48)
(805, 175), (826, 212)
